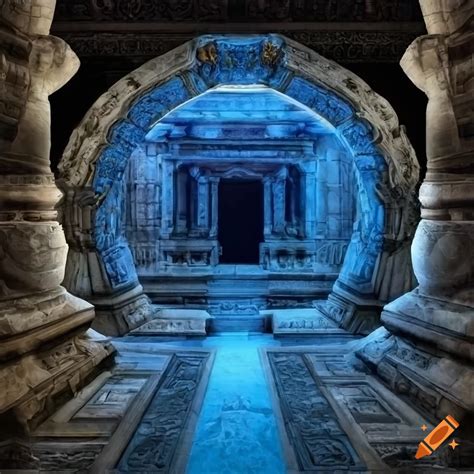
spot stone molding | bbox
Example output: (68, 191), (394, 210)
(53, 0), (423, 23)
(53, 29), (423, 63)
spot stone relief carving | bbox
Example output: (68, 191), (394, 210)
(54, 0), (421, 22)
(208, 303), (261, 316)
(267, 352), (364, 470)
(57, 34), (419, 333)
(277, 317), (330, 330)
(261, 41), (283, 67)
(58, 30), (421, 64)
(196, 41), (218, 65)
(0, 223), (68, 297)
(56, 0), (228, 21)
(117, 353), (212, 472)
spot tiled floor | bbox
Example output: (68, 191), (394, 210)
(121, 333), (356, 474)
(186, 335), (284, 474)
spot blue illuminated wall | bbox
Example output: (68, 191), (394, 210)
(91, 34), (387, 302)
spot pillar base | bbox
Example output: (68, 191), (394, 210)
(0, 287), (95, 359)
(357, 289), (474, 423)
(0, 288), (115, 433)
(316, 288), (383, 335)
(0, 329), (115, 434)
(89, 285), (157, 336)
(381, 289), (474, 361)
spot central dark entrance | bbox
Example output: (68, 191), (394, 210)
(218, 179), (263, 264)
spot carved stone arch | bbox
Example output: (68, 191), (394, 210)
(58, 34), (419, 335)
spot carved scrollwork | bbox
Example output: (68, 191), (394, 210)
(261, 41), (282, 68)
(196, 41), (218, 65)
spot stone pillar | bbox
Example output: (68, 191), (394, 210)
(209, 177), (220, 238)
(197, 175), (210, 232)
(299, 160), (317, 239)
(175, 166), (188, 235)
(315, 153), (328, 237)
(357, 0), (474, 425)
(0, 0), (114, 441)
(272, 166), (287, 235)
(161, 157), (175, 238)
(263, 177), (273, 238)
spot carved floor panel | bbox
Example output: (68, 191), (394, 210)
(263, 347), (470, 472)
(30, 345), (215, 473)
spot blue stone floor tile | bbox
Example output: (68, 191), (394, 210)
(119, 333), (357, 474)
(185, 335), (285, 474)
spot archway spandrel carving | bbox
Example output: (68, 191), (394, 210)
(283, 77), (353, 125)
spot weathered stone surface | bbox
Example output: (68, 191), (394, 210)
(264, 344), (474, 471)
(269, 308), (346, 336)
(0, 0), (113, 435)
(362, 0), (474, 424)
(0, 331), (114, 432)
(0, 288), (95, 359)
(130, 309), (212, 336)
(382, 290), (474, 361)
(57, 34), (419, 335)
(356, 328), (474, 421)
(0, 344), (214, 473)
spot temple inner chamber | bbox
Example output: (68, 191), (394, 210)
(123, 85), (355, 330)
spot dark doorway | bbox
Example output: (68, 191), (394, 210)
(218, 179), (263, 264)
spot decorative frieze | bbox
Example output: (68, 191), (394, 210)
(55, 30), (423, 64)
(53, 0), (422, 23)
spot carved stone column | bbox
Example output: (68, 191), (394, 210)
(315, 154), (328, 237)
(197, 175), (210, 233)
(161, 157), (175, 238)
(209, 177), (220, 238)
(175, 165), (189, 235)
(272, 166), (287, 235)
(357, 0), (474, 426)
(0, 0), (114, 444)
(263, 177), (273, 238)
(299, 160), (317, 239)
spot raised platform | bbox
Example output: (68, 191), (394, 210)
(261, 343), (474, 472)
(129, 309), (212, 336)
(141, 264), (337, 332)
(265, 307), (352, 337)
(4, 343), (215, 472)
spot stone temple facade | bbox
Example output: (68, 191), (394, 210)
(58, 34), (420, 336)
(0, 0), (472, 472)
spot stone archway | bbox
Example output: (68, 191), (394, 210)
(58, 34), (419, 335)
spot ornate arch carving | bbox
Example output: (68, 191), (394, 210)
(58, 34), (419, 334)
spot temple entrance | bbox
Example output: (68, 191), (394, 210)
(58, 35), (419, 336)
(218, 179), (263, 264)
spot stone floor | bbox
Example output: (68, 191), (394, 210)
(118, 332), (366, 474)
(21, 331), (474, 473)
